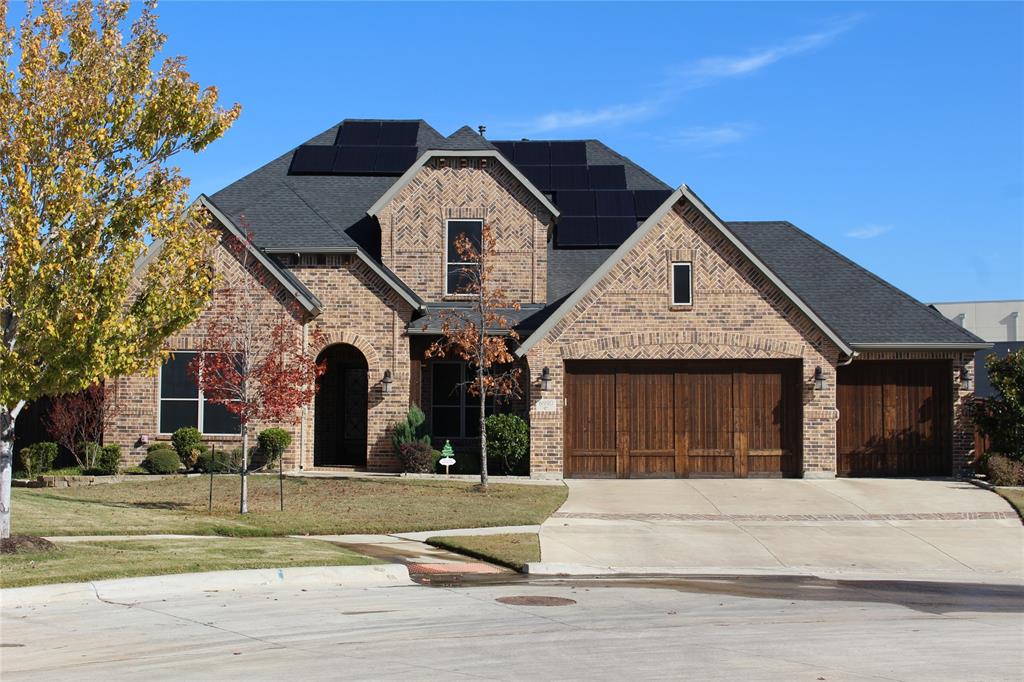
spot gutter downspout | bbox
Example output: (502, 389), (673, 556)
(833, 351), (858, 424)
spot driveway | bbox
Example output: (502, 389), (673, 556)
(538, 479), (1024, 582)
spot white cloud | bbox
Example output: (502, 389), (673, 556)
(673, 124), (752, 147)
(846, 224), (893, 239)
(525, 103), (656, 134)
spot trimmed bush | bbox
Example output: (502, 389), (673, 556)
(195, 447), (244, 474)
(391, 404), (429, 455)
(147, 442), (172, 453)
(171, 427), (203, 469)
(93, 445), (122, 476)
(485, 413), (530, 475)
(140, 448), (181, 474)
(398, 441), (435, 473)
(17, 442), (58, 477)
(257, 428), (292, 468)
(986, 454), (1024, 486)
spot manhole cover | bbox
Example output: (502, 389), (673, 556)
(495, 596), (576, 606)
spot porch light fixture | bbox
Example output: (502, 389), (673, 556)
(381, 369), (393, 395)
(813, 366), (827, 391)
(540, 366), (552, 392)
(960, 366), (972, 391)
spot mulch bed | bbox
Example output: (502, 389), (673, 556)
(0, 535), (56, 555)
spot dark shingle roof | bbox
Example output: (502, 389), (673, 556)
(412, 303), (548, 335)
(547, 244), (617, 302)
(726, 221), (985, 346)
(436, 126), (497, 151)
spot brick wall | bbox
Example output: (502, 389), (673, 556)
(376, 156), (552, 304)
(524, 197), (843, 478)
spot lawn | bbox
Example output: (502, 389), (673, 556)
(11, 475), (567, 537)
(426, 533), (540, 571)
(996, 487), (1024, 519)
(0, 537), (375, 588)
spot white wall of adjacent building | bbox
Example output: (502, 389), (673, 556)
(932, 300), (1024, 342)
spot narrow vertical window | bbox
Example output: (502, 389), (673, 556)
(445, 219), (482, 295)
(672, 262), (692, 306)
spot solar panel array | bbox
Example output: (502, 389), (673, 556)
(289, 122), (420, 176)
(493, 140), (672, 248)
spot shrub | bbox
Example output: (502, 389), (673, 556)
(93, 445), (122, 476)
(257, 428), (292, 468)
(75, 441), (101, 470)
(986, 454), (1024, 486)
(171, 427), (204, 469)
(195, 447), (244, 474)
(391, 404), (429, 455)
(17, 442), (58, 477)
(147, 442), (171, 453)
(398, 441), (435, 473)
(140, 448), (181, 474)
(485, 413), (530, 475)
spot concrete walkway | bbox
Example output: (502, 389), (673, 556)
(536, 479), (1024, 582)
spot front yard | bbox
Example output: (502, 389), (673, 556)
(10, 475), (567, 537)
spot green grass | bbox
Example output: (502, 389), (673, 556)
(11, 475), (567, 538)
(425, 533), (541, 571)
(995, 487), (1024, 519)
(1, 537), (375, 588)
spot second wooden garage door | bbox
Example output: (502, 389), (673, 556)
(564, 360), (802, 478)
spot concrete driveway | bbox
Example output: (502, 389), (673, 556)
(537, 479), (1024, 582)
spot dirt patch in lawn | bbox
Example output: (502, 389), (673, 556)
(1, 535), (56, 555)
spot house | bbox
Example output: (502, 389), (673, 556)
(105, 119), (990, 479)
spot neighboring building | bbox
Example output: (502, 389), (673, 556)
(106, 119), (989, 479)
(932, 300), (1023, 343)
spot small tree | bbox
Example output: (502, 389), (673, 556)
(45, 383), (122, 470)
(189, 230), (325, 514)
(0, 0), (239, 537)
(973, 349), (1024, 459)
(426, 224), (522, 488)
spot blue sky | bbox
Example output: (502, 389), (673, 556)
(25, 1), (1024, 301)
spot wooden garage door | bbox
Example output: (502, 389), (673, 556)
(837, 361), (952, 477)
(564, 361), (802, 478)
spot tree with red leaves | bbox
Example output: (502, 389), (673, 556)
(189, 229), (324, 513)
(46, 383), (122, 469)
(426, 224), (522, 488)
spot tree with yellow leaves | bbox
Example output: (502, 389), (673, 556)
(0, 0), (240, 537)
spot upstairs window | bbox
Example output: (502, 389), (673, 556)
(159, 351), (241, 435)
(445, 219), (482, 295)
(671, 262), (692, 306)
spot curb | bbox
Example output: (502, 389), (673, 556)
(393, 525), (541, 542)
(1, 564), (412, 608)
(968, 478), (996, 492)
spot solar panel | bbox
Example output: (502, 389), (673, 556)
(519, 165), (550, 190)
(557, 216), (599, 247)
(549, 165), (589, 190)
(378, 122), (419, 146)
(374, 146), (418, 174)
(289, 145), (337, 174)
(549, 141), (587, 165)
(515, 141), (550, 164)
(588, 165), (627, 189)
(333, 145), (379, 173)
(634, 190), (673, 219)
(336, 121), (381, 146)
(594, 190), (636, 217)
(555, 190), (596, 216)
(493, 141), (516, 160)
(597, 217), (637, 245)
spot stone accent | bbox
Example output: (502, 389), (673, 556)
(524, 197), (843, 478)
(376, 156), (553, 304)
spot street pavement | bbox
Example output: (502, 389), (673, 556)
(2, 575), (1022, 680)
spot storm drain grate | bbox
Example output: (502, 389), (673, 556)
(496, 596), (577, 607)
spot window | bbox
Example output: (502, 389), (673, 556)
(431, 362), (494, 438)
(671, 262), (692, 306)
(159, 351), (241, 435)
(445, 219), (482, 295)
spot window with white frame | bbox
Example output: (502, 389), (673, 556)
(431, 361), (494, 438)
(159, 351), (241, 435)
(445, 219), (482, 295)
(671, 261), (692, 306)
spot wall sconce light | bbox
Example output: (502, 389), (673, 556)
(813, 366), (827, 391)
(540, 366), (551, 392)
(960, 366), (972, 391)
(381, 369), (393, 395)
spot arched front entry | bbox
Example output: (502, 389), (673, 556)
(314, 344), (368, 467)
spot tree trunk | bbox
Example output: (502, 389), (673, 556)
(240, 427), (249, 514)
(0, 403), (23, 539)
(479, 363), (488, 489)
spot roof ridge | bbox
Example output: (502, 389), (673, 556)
(764, 220), (984, 343)
(587, 139), (670, 189)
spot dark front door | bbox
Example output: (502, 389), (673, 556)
(314, 344), (368, 467)
(564, 360), (802, 478)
